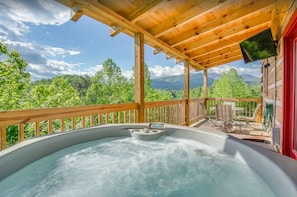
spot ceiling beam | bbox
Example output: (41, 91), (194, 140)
(70, 5), (83, 21)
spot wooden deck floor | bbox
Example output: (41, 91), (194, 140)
(192, 119), (274, 151)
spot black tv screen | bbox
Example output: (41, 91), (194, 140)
(240, 28), (277, 63)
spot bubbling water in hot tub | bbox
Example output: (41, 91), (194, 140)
(0, 136), (275, 197)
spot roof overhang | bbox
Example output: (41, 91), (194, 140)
(56, 0), (290, 71)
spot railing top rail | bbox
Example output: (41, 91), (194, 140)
(144, 99), (185, 108)
(206, 98), (261, 102)
(0, 103), (138, 126)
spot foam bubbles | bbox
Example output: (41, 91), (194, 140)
(0, 136), (275, 197)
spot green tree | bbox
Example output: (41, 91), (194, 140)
(61, 74), (91, 100)
(28, 77), (81, 108)
(0, 43), (31, 110)
(132, 63), (174, 101)
(250, 81), (262, 97)
(211, 68), (252, 98)
(86, 58), (133, 104)
(190, 86), (203, 98)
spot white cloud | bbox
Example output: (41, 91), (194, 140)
(84, 65), (104, 76)
(123, 70), (133, 79)
(3, 0), (69, 26)
(149, 64), (185, 78)
(0, 0), (69, 41)
(28, 61), (104, 81)
(4, 40), (35, 50)
(208, 63), (261, 77)
(44, 46), (80, 57)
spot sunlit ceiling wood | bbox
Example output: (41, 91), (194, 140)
(57, 0), (289, 71)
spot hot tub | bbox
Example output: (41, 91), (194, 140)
(0, 124), (296, 196)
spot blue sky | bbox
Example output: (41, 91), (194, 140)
(0, 0), (261, 81)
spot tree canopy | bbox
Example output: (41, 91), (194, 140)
(0, 43), (31, 110)
(210, 68), (252, 98)
(85, 58), (134, 104)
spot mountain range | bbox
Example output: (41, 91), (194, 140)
(151, 72), (260, 90)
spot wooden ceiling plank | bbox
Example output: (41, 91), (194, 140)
(197, 50), (242, 65)
(76, 0), (205, 69)
(204, 55), (243, 69)
(177, 14), (271, 53)
(186, 24), (269, 58)
(192, 44), (239, 60)
(169, 0), (275, 47)
(151, 0), (230, 37)
(109, 0), (165, 37)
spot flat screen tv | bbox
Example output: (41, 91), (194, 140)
(240, 28), (277, 63)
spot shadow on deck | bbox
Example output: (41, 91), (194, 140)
(192, 118), (274, 151)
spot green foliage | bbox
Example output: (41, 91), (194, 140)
(250, 81), (262, 97)
(190, 86), (203, 98)
(61, 74), (91, 99)
(0, 42), (31, 110)
(85, 58), (134, 104)
(210, 68), (252, 98)
(27, 77), (81, 108)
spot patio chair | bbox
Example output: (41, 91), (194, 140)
(235, 104), (262, 128)
(200, 103), (217, 126)
(223, 101), (236, 109)
(215, 104), (233, 132)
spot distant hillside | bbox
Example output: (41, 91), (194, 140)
(151, 72), (260, 90)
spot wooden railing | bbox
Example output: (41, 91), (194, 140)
(0, 103), (139, 150)
(0, 97), (261, 150)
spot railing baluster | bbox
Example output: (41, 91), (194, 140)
(48, 119), (53, 134)
(90, 115), (94, 127)
(1, 125), (6, 150)
(98, 114), (101, 125)
(72, 117), (76, 130)
(36, 121), (40, 136)
(61, 119), (65, 132)
(112, 112), (115, 123)
(82, 116), (86, 128)
(19, 123), (24, 142)
(124, 111), (127, 123)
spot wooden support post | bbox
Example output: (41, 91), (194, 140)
(203, 70), (208, 98)
(135, 32), (145, 123)
(184, 60), (190, 126)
